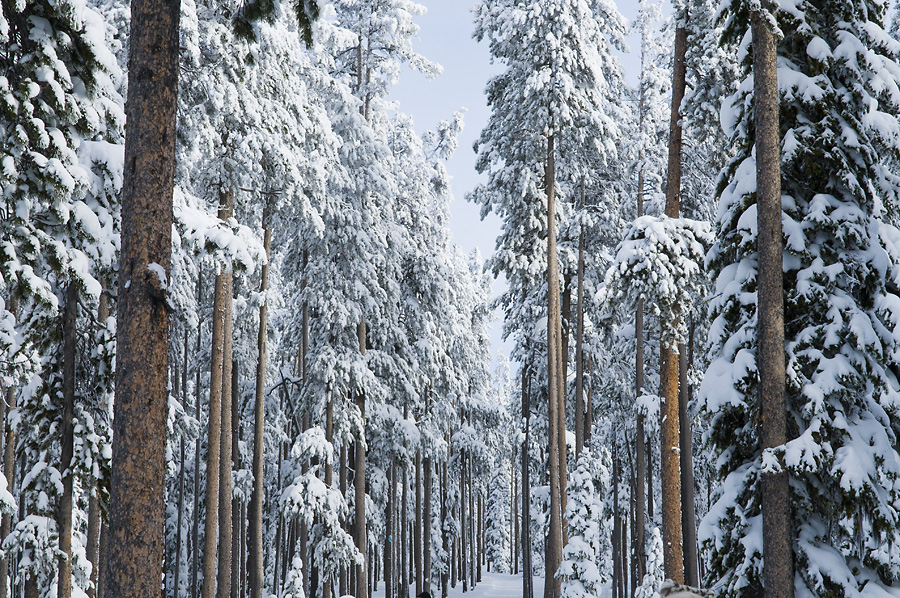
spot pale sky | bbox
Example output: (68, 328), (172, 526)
(389, 0), (646, 366)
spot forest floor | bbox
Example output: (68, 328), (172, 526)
(372, 572), (612, 598)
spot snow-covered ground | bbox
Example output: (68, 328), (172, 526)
(371, 572), (612, 598)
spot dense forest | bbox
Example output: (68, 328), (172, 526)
(3, 0), (900, 597)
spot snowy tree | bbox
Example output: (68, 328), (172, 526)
(701, 0), (900, 595)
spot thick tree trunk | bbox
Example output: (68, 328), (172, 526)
(659, 16), (688, 585)
(249, 200), (272, 598)
(217, 241), (236, 598)
(521, 365), (533, 598)
(105, 0), (179, 592)
(544, 131), (564, 598)
(58, 283), (77, 598)
(752, 7), (793, 598)
(355, 320), (368, 598)
(202, 194), (234, 598)
(679, 340), (698, 587)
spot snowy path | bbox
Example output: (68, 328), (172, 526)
(371, 572), (611, 598)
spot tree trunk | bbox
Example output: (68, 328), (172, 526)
(659, 15), (688, 585)
(173, 341), (185, 598)
(230, 360), (240, 598)
(574, 181), (586, 457)
(86, 289), (109, 598)
(459, 448), (466, 594)
(249, 200), (272, 598)
(0, 295), (15, 598)
(521, 365), (533, 598)
(105, 0), (178, 591)
(415, 450), (422, 596)
(192, 269), (203, 598)
(423, 456), (432, 595)
(584, 356), (592, 444)
(679, 340), (698, 587)
(635, 159), (647, 585)
(612, 448), (620, 598)
(441, 446), (449, 598)
(752, 6), (793, 598)
(340, 440), (348, 597)
(385, 457), (394, 598)
(57, 283), (77, 598)
(401, 447), (408, 598)
(544, 130), (564, 598)
(355, 322), (367, 598)
(202, 193), (234, 598)
(217, 234), (236, 598)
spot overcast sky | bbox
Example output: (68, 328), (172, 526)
(388, 0), (646, 367)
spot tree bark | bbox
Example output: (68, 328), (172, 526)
(230, 361), (240, 598)
(752, 5), (793, 598)
(192, 268), (203, 598)
(415, 450), (422, 596)
(659, 14), (688, 585)
(574, 180), (586, 457)
(105, 0), (179, 592)
(635, 152), (647, 587)
(459, 447), (466, 594)
(249, 199), (272, 598)
(355, 319), (367, 598)
(217, 231), (236, 598)
(679, 339), (698, 587)
(58, 283), (77, 598)
(544, 130), (564, 598)
(612, 449), (620, 598)
(423, 456), (432, 595)
(202, 193), (234, 598)
(521, 365), (533, 598)
(0, 295), (15, 598)
(441, 443), (449, 598)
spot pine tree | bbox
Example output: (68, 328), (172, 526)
(701, 0), (900, 595)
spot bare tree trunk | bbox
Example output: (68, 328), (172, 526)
(584, 356), (592, 445)
(323, 395), (334, 598)
(753, 5), (793, 598)
(355, 325), (367, 598)
(231, 361), (240, 598)
(0, 295), (15, 598)
(340, 440), (348, 597)
(459, 448), (466, 594)
(415, 450), (422, 596)
(192, 268), (203, 598)
(202, 193), (234, 598)
(574, 180), (586, 457)
(612, 448), (620, 598)
(401, 448), (408, 598)
(659, 15), (688, 584)
(57, 283), (77, 598)
(441, 447), (449, 598)
(217, 255), (235, 598)
(544, 131), (564, 598)
(87, 287), (110, 598)
(521, 365), (533, 598)
(423, 456), (432, 595)
(105, 0), (178, 590)
(679, 338), (698, 587)
(385, 457), (394, 598)
(249, 200), (272, 598)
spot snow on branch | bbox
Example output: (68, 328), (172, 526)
(599, 215), (711, 349)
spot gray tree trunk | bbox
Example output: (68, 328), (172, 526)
(58, 283), (77, 598)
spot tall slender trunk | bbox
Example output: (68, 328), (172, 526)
(340, 441), (348, 597)
(249, 200), (272, 598)
(0, 295), (15, 598)
(217, 253), (235, 598)
(192, 268), (203, 598)
(521, 365), (533, 598)
(612, 448), (620, 598)
(753, 5), (792, 598)
(202, 192), (234, 598)
(544, 131), (564, 598)
(423, 456), (432, 595)
(323, 395), (334, 598)
(415, 450), (422, 596)
(172, 354), (185, 597)
(58, 283), (77, 598)
(401, 436), (408, 598)
(441, 444), (449, 598)
(105, 0), (178, 592)
(679, 338), (698, 586)
(574, 180), (586, 457)
(459, 447), (466, 594)
(635, 157), (647, 587)
(659, 15), (688, 584)
(230, 361), (240, 598)
(385, 457), (394, 598)
(355, 316), (368, 598)
(584, 356), (592, 444)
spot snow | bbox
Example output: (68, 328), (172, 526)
(370, 573), (611, 598)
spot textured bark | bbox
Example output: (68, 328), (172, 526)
(679, 340), (698, 587)
(217, 241), (235, 598)
(574, 181), (586, 457)
(752, 7), (793, 598)
(202, 195), (234, 598)
(544, 132), (564, 598)
(105, 0), (179, 595)
(249, 200), (272, 598)
(521, 365), (533, 598)
(86, 290), (109, 598)
(58, 283), (77, 598)
(659, 15), (688, 585)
